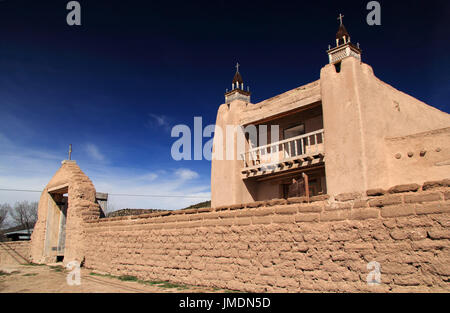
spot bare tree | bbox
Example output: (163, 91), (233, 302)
(0, 203), (10, 230)
(9, 201), (38, 234)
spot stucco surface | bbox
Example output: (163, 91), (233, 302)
(211, 100), (258, 207)
(321, 57), (450, 195)
(385, 128), (450, 186)
(30, 161), (101, 264)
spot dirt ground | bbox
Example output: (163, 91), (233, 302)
(0, 263), (230, 293)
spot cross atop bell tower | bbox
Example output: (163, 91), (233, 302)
(232, 62), (244, 90)
(326, 13), (362, 64)
(337, 13), (344, 25)
(224, 62), (251, 104)
(335, 13), (351, 46)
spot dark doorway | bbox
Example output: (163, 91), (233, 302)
(280, 168), (327, 199)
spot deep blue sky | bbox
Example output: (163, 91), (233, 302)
(0, 0), (449, 209)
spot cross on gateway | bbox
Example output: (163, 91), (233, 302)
(235, 62), (240, 72)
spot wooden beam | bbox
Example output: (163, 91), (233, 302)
(302, 172), (310, 203)
(241, 100), (321, 126)
(48, 184), (69, 194)
(256, 164), (325, 182)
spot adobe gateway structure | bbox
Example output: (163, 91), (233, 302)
(211, 20), (450, 208)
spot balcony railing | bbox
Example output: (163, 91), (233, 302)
(241, 129), (324, 172)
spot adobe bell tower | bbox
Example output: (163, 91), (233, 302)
(326, 14), (362, 64)
(224, 62), (251, 103)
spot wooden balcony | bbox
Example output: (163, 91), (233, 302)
(241, 129), (325, 179)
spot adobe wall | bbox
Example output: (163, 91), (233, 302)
(320, 57), (450, 196)
(211, 99), (258, 207)
(385, 127), (450, 187)
(83, 179), (450, 293)
(0, 241), (31, 265)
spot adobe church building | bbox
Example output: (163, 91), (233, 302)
(211, 20), (450, 208)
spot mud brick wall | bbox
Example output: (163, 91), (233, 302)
(84, 180), (450, 292)
(0, 241), (31, 265)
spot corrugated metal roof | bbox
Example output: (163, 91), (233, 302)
(4, 229), (33, 236)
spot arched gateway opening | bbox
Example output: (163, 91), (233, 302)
(30, 160), (103, 264)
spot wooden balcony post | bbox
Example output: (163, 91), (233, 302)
(302, 172), (309, 203)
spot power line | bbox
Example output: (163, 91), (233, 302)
(0, 188), (41, 193)
(108, 193), (208, 199)
(0, 188), (209, 199)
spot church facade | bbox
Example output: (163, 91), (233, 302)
(211, 20), (450, 208)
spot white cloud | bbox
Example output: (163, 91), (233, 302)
(85, 143), (105, 162)
(136, 173), (158, 181)
(175, 168), (199, 180)
(148, 113), (171, 131)
(87, 166), (207, 211)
